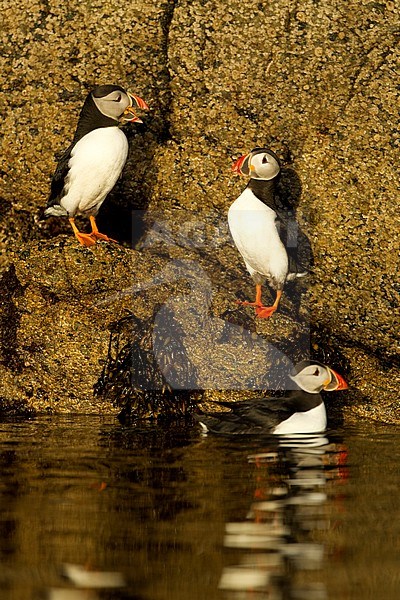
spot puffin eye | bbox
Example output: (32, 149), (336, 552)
(114, 94), (122, 102)
(262, 155), (268, 164)
(313, 368), (320, 376)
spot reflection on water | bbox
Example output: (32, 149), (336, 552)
(47, 562), (126, 598)
(0, 417), (399, 600)
(219, 434), (347, 599)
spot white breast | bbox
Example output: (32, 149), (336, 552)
(228, 188), (288, 285)
(272, 403), (327, 435)
(60, 127), (128, 216)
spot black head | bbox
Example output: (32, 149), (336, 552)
(72, 84), (148, 141)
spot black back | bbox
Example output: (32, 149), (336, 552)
(195, 390), (322, 435)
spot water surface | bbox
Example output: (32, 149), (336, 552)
(0, 416), (399, 599)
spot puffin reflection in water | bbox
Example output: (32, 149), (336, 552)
(45, 84), (148, 246)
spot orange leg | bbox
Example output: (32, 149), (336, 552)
(237, 285), (282, 318)
(69, 217), (96, 247)
(236, 283), (263, 308)
(89, 216), (117, 243)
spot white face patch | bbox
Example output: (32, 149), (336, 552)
(92, 90), (131, 121)
(290, 364), (332, 394)
(250, 153), (280, 180)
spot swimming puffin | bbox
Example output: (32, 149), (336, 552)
(45, 84), (148, 246)
(229, 147), (308, 317)
(194, 361), (348, 435)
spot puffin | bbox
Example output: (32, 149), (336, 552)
(194, 361), (348, 435)
(45, 84), (148, 246)
(229, 147), (308, 317)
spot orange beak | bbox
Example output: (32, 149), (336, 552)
(128, 93), (149, 111)
(232, 154), (247, 175)
(121, 93), (149, 123)
(325, 367), (348, 391)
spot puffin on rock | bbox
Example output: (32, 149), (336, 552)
(45, 84), (148, 246)
(194, 361), (348, 435)
(229, 147), (308, 317)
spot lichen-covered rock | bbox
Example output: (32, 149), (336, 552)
(0, 0), (398, 421)
(0, 239), (137, 413)
(0, 236), (311, 416)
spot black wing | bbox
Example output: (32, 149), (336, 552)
(46, 144), (73, 208)
(196, 391), (321, 435)
(219, 391), (321, 414)
(193, 412), (260, 435)
(275, 212), (313, 274)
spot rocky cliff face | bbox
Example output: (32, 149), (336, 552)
(0, 0), (398, 422)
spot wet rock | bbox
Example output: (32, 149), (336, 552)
(0, 1), (398, 421)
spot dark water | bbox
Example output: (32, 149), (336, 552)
(0, 417), (399, 600)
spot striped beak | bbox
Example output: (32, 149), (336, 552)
(120, 93), (149, 123)
(324, 367), (348, 391)
(232, 153), (251, 176)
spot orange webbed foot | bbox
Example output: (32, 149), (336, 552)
(75, 232), (97, 247)
(236, 286), (281, 318)
(69, 217), (96, 247)
(255, 305), (278, 318)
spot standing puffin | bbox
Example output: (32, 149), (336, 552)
(229, 147), (308, 317)
(194, 361), (348, 435)
(45, 84), (148, 246)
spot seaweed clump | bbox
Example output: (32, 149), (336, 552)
(0, 265), (24, 373)
(94, 307), (201, 423)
